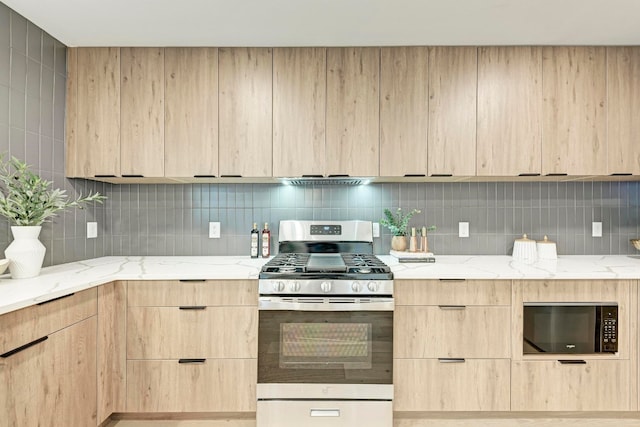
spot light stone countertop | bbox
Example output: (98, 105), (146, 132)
(1, 255), (640, 316)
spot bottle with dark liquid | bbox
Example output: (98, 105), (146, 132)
(261, 222), (271, 258)
(250, 222), (259, 258)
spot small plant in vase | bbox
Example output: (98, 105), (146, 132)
(380, 208), (420, 252)
(0, 156), (106, 278)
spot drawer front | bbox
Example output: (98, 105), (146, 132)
(511, 359), (631, 411)
(394, 358), (510, 411)
(0, 288), (97, 355)
(127, 280), (257, 306)
(395, 280), (511, 306)
(126, 359), (257, 412)
(395, 305), (510, 358)
(257, 400), (392, 427)
(127, 306), (258, 359)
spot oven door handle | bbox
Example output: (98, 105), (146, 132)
(259, 297), (394, 311)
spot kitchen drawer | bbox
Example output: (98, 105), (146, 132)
(394, 358), (510, 411)
(511, 359), (631, 411)
(127, 279), (257, 306)
(395, 280), (511, 306)
(127, 306), (257, 359)
(126, 359), (257, 412)
(0, 288), (97, 355)
(394, 305), (510, 358)
(258, 400), (392, 427)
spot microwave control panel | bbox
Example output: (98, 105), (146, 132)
(601, 306), (618, 352)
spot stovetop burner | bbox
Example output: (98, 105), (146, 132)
(260, 252), (391, 279)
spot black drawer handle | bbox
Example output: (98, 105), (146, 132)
(121, 174), (144, 178)
(403, 174), (426, 177)
(610, 173), (632, 176)
(178, 358), (206, 364)
(328, 174), (349, 178)
(220, 175), (242, 178)
(94, 174), (117, 178)
(438, 305), (466, 310)
(546, 173), (568, 176)
(430, 174), (453, 177)
(558, 360), (587, 365)
(37, 293), (75, 306)
(179, 279), (206, 282)
(302, 174), (323, 178)
(438, 358), (465, 363)
(193, 175), (216, 178)
(518, 173), (541, 177)
(179, 306), (206, 310)
(439, 279), (466, 282)
(1, 336), (48, 358)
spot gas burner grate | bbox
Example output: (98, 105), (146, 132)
(341, 253), (391, 274)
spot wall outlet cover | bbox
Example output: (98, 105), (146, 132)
(372, 222), (380, 238)
(459, 222), (470, 238)
(87, 222), (98, 239)
(209, 222), (221, 239)
(592, 221), (603, 238)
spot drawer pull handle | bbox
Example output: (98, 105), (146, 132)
(121, 174), (144, 178)
(37, 293), (75, 305)
(438, 358), (465, 363)
(558, 359), (587, 365)
(1, 336), (48, 358)
(403, 174), (426, 177)
(94, 174), (117, 178)
(220, 175), (242, 178)
(310, 409), (340, 417)
(194, 175), (216, 178)
(438, 279), (466, 282)
(179, 306), (206, 310)
(439, 305), (466, 310)
(179, 279), (206, 282)
(178, 358), (206, 364)
(518, 173), (541, 177)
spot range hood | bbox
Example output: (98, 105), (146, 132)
(281, 176), (371, 186)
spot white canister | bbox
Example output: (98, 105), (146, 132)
(537, 235), (558, 260)
(512, 234), (537, 261)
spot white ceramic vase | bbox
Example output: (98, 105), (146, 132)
(5, 226), (46, 279)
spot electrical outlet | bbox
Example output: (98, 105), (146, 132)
(87, 222), (98, 239)
(372, 222), (380, 238)
(459, 222), (469, 238)
(209, 222), (221, 239)
(592, 221), (603, 237)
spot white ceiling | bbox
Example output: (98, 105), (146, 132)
(4, 0), (640, 47)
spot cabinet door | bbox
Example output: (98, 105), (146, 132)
(428, 47), (477, 176)
(69, 47), (121, 178)
(542, 47), (606, 176)
(607, 47), (640, 175)
(477, 46), (542, 176)
(219, 48), (273, 177)
(0, 316), (97, 427)
(127, 279), (257, 307)
(395, 279), (511, 306)
(395, 305), (510, 359)
(273, 47), (326, 177)
(165, 48), (218, 178)
(121, 47), (165, 177)
(127, 359), (256, 412)
(394, 358), (510, 411)
(380, 47), (429, 176)
(326, 47), (379, 177)
(511, 360), (630, 411)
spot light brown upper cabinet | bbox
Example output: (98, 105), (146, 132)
(428, 47), (477, 176)
(66, 47), (120, 178)
(164, 48), (218, 178)
(477, 47), (543, 176)
(379, 47), (429, 177)
(273, 48), (326, 177)
(120, 48), (165, 177)
(326, 47), (380, 177)
(219, 48), (273, 178)
(542, 47), (607, 176)
(607, 47), (640, 175)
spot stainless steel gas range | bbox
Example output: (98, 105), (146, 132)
(257, 220), (393, 427)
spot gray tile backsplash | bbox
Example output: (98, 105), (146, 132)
(106, 181), (640, 257)
(0, 2), (106, 266)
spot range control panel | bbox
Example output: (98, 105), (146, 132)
(310, 225), (342, 236)
(601, 306), (618, 352)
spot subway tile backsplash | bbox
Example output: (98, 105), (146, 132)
(106, 181), (640, 257)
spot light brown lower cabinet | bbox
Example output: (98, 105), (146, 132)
(511, 359), (631, 411)
(0, 316), (97, 427)
(394, 358), (510, 411)
(126, 359), (257, 412)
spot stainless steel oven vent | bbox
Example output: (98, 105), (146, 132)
(283, 177), (368, 186)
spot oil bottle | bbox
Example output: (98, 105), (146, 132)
(250, 222), (259, 258)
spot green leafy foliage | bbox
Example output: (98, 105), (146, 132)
(0, 156), (106, 226)
(380, 208), (421, 236)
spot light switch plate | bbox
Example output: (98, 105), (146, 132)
(87, 222), (98, 239)
(372, 222), (380, 238)
(592, 222), (602, 237)
(459, 222), (470, 238)
(209, 222), (221, 239)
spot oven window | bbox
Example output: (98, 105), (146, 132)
(258, 311), (392, 384)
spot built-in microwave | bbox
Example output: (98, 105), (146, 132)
(523, 303), (618, 354)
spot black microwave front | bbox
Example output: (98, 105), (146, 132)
(523, 303), (618, 354)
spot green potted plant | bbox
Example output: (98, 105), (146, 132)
(0, 156), (105, 278)
(380, 208), (421, 251)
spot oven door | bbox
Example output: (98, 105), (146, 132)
(257, 296), (393, 400)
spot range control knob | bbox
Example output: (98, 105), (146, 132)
(320, 281), (332, 293)
(290, 281), (301, 292)
(351, 281), (362, 292)
(273, 281), (285, 292)
(367, 281), (379, 292)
